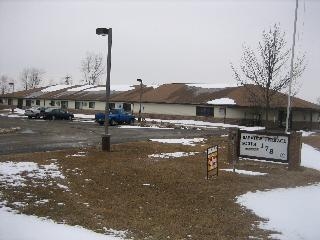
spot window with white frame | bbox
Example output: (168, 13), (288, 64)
(89, 102), (95, 109)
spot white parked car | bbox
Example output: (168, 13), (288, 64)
(24, 107), (46, 119)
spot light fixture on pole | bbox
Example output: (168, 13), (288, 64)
(96, 27), (112, 151)
(137, 79), (142, 122)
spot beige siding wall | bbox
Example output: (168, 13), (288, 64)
(292, 111), (319, 122)
(95, 101), (105, 111)
(313, 112), (320, 122)
(225, 108), (245, 119)
(292, 111), (306, 122)
(132, 103), (195, 116)
(213, 107), (226, 118)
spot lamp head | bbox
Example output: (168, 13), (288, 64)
(137, 79), (142, 83)
(96, 28), (109, 36)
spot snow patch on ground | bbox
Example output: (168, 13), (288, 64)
(237, 184), (320, 240)
(13, 108), (26, 114)
(150, 138), (205, 146)
(236, 143), (320, 240)
(148, 152), (199, 159)
(0, 161), (65, 187)
(221, 169), (267, 176)
(0, 205), (125, 240)
(297, 130), (315, 137)
(73, 114), (95, 119)
(147, 118), (264, 131)
(119, 125), (174, 130)
(301, 143), (320, 170)
(207, 98), (236, 105)
(0, 159), (126, 239)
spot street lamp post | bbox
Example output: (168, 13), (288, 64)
(137, 79), (142, 122)
(96, 27), (112, 151)
(285, 0), (299, 133)
(9, 82), (14, 113)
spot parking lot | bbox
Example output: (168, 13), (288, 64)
(0, 116), (222, 155)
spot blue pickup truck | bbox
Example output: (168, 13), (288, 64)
(95, 109), (135, 126)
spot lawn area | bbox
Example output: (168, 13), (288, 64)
(1, 136), (320, 239)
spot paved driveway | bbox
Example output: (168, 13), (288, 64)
(0, 116), (223, 155)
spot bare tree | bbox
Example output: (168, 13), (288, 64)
(0, 75), (9, 94)
(81, 52), (105, 85)
(20, 67), (45, 90)
(64, 74), (73, 85)
(231, 24), (306, 127)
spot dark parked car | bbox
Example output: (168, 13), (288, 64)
(43, 109), (74, 120)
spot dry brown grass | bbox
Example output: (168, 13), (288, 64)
(1, 136), (320, 239)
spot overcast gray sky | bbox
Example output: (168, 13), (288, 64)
(0, 0), (319, 103)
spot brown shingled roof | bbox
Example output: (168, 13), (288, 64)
(111, 83), (320, 110)
(1, 83), (319, 110)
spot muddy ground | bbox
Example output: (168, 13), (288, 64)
(1, 134), (320, 240)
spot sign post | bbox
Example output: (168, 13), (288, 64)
(207, 145), (218, 179)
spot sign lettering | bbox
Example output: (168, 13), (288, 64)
(239, 132), (289, 162)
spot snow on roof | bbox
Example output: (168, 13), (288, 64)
(146, 84), (160, 89)
(186, 83), (237, 89)
(84, 85), (134, 92)
(67, 85), (95, 92)
(111, 85), (134, 91)
(41, 85), (71, 93)
(207, 98), (236, 105)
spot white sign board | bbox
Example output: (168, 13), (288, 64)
(239, 132), (289, 162)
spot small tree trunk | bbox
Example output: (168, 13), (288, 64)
(265, 102), (270, 129)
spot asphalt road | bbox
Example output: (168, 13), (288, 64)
(0, 116), (223, 155)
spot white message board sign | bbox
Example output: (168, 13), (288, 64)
(239, 131), (289, 162)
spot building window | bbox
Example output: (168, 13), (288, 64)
(26, 99), (32, 107)
(89, 102), (95, 109)
(196, 106), (214, 117)
(75, 101), (82, 109)
(109, 103), (115, 109)
(0, 99), (3, 104)
(219, 107), (225, 114)
(123, 103), (131, 111)
(50, 100), (55, 106)
(36, 100), (40, 106)
(61, 101), (68, 109)
(8, 99), (13, 105)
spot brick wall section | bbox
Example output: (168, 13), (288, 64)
(288, 131), (302, 170)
